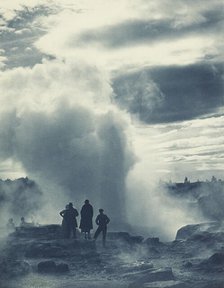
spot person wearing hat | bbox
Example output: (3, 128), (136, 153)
(63, 202), (79, 239)
(93, 209), (110, 247)
(79, 199), (94, 240)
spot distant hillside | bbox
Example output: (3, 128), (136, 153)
(163, 177), (224, 221)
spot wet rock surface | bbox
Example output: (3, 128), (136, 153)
(128, 268), (175, 287)
(175, 222), (222, 240)
(1, 223), (224, 287)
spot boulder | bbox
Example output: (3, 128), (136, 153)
(37, 260), (57, 273)
(199, 252), (224, 270)
(207, 253), (224, 265)
(144, 237), (160, 246)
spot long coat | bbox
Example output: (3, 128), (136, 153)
(79, 203), (93, 232)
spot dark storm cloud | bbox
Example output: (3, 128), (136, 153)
(76, 7), (223, 48)
(113, 63), (224, 123)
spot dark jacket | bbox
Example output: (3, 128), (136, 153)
(95, 214), (110, 228)
(63, 207), (79, 227)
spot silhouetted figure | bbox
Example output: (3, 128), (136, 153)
(94, 209), (110, 247)
(20, 217), (34, 227)
(79, 199), (93, 239)
(7, 218), (15, 231)
(59, 204), (69, 238)
(63, 202), (79, 239)
(20, 217), (28, 227)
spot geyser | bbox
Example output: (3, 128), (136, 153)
(0, 59), (134, 226)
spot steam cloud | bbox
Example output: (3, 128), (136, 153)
(0, 59), (134, 226)
(0, 178), (43, 225)
(0, 59), (205, 240)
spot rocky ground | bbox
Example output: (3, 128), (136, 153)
(1, 223), (224, 288)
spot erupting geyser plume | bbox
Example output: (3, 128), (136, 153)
(0, 59), (201, 239)
(0, 59), (134, 226)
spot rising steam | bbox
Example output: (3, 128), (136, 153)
(0, 59), (134, 226)
(0, 58), (204, 240)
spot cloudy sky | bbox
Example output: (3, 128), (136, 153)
(0, 0), (223, 183)
(0, 0), (223, 238)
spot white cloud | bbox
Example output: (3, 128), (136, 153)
(32, 0), (222, 73)
(143, 115), (224, 180)
(0, 0), (222, 72)
(0, 0), (223, 235)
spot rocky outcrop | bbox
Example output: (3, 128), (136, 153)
(12, 224), (62, 240)
(2, 223), (224, 287)
(175, 222), (222, 240)
(199, 252), (224, 271)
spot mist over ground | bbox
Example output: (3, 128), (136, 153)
(0, 177), (42, 225)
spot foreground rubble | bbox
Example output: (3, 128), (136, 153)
(1, 223), (224, 288)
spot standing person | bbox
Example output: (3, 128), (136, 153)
(20, 217), (34, 227)
(94, 209), (110, 247)
(59, 204), (69, 238)
(20, 217), (28, 227)
(79, 200), (93, 240)
(63, 202), (79, 239)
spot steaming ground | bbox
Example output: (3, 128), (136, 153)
(3, 222), (224, 288)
